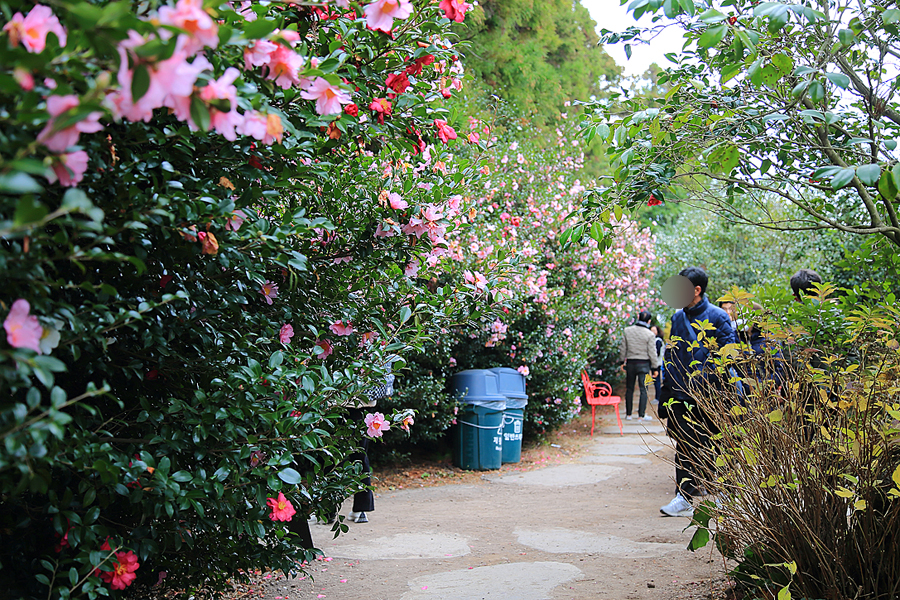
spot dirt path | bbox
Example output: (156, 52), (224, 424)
(248, 406), (731, 600)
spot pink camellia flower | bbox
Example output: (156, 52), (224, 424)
(329, 320), (354, 336)
(364, 0), (413, 32)
(467, 132), (479, 144)
(38, 95), (103, 153)
(404, 261), (420, 278)
(359, 331), (379, 346)
(439, 0), (471, 22)
(364, 412), (391, 438)
(314, 339), (333, 358)
(400, 414), (414, 432)
(385, 72), (410, 95)
(266, 492), (296, 522)
(301, 77), (352, 116)
(99, 551), (140, 591)
(200, 68), (243, 140)
(517, 365), (530, 376)
(434, 119), (457, 144)
(238, 112), (284, 145)
(388, 193), (408, 210)
(4, 299), (43, 353)
(3, 5), (67, 53)
(46, 150), (89, 187)
(244, 39), (278, 69)
(225, 209), (246, 231)
(260, 280), (279, 305)
(158, 0), (219, 55)
(13, 68), (34, 91)
(279, 324), (294, 344)
(197, 231), (219, 255)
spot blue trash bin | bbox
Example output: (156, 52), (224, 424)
(449, 370), (506, 470)
(490, 367), (528, 464)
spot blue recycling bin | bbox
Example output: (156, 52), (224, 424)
(490, 367), (528, 464)
(449, 370), (506, 470)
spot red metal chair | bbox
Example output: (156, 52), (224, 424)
(581, 371), (623, 436)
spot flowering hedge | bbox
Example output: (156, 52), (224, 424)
(383, 113), (662, 442)
(0, 0), (487, 597)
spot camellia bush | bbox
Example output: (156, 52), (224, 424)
(0, 0), (490, 597)
(382, 116), (663, 441)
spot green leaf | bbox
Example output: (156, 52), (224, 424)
(277, 467), (302, 485)
(892, 163), (900, 191)
(679, 0), (695, 17)
(698, 24), (728, 48)
(698, 8), (727, 23)
(790, 80), (810, 99)
(1, 172), (44, 195)
(856, 164), (881, 186)
(13, 197), (48, 226)
(687, 526), (710, 551)
(830, 167), (856, 189)
(825, 72), (850, 89)
(838, 28), (855, 46)
(269, 351), (284, 369)
(399, 306), (412, 324)
(770, 53), (793, 74)
(878, 171), (898, 200)
(171, 471), (192, 482)
(190, 96), (211, 132)
(883, 8), (900, 24)
(807, 80), (826, 103)
(132, 65), (151, 102)
(242, 18), (277, 39)
(777, 586), (792, 600)
(708, 143), (740, 173)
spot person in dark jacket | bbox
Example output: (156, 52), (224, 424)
(659, 267), (738, 518)
(650, 325), (665, 403)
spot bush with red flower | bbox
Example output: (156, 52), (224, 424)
(0, 0), (480, 597)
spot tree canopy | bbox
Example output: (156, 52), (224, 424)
(582, 0), (900, 249)
(462, 0), (620, 123)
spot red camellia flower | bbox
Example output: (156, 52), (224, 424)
(344, 103), (359, 117)
(101, 550), (140, 590)
(385, 72), (410, 94)
(647, 195), (663, 206)
(266, 492), (296, 522)
(369, 98), (392, 124)
(405, 54), (434, 76)
(439, 0), (471, 23)
(248, 155), (264, 169)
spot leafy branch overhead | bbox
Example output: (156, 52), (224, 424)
(581, 0), (900, 247)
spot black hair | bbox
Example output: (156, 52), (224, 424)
(718, 300), (734, 308)
(637, 310), (653, 323)
(679, 266), (708, 295)
(651, 324), (665, 340)
(790, 268), (822, 299)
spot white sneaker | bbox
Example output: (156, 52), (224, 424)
(625, 415), (633, 420)
(660, 493), (694, 518)
(642, 415), (653, 421)
(348, 511), (368, 523)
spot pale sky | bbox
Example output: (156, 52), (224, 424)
(581, 0), (686, 78)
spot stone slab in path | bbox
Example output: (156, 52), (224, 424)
(586, 442), (665, 455)
(599, 423), (666, 435)
(399, 561), (582, 600)
(515, 527), (683, 557)
(490, 463), (621, 486)
(328, 532), (471, 560)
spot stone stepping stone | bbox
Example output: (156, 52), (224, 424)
(400, 561), (582, 600)
(327, 532), (470, 560)
(491, 464), (621, 486)
(515, 527), (683, 557)
(587, 442), (665, 456)
(600, 423), (666, 435)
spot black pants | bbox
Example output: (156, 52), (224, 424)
(347, 408), (375, 513)
(624, 360), (651, 417)
(666, 397), (717, 501)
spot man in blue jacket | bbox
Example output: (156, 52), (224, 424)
(659, 267), (737, 518)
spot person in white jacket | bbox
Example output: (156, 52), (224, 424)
(618, 311), (660, 421)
